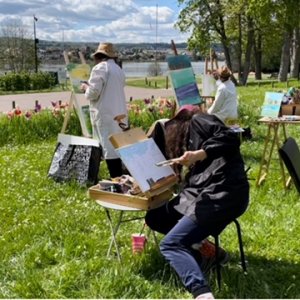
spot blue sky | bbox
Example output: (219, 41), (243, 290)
(0, 0), (190, 43)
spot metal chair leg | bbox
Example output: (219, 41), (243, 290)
(214, 235), (221, 289)
(213, 219), (247, 289)
(233, 219), (247, 272)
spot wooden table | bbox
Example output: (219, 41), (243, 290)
(256, 117), (300, 188)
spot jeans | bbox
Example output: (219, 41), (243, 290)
(145, 202), (221, 297)
(160, 216), (212, 297)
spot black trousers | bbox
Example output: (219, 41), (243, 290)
(105, 158), (123, 178)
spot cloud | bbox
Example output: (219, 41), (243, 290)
(0, 0), (189, 43)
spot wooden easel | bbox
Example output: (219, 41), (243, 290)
(89, 127), (178, 210)
(205, 48), (219, 74)
(61, 51), (92, 137)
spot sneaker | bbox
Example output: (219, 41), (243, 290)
(199, 240), (229, 275)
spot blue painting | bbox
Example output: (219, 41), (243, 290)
(167, 55), (191, 70)
(169, 67), (203, 107)
(260, 92), (284, 118)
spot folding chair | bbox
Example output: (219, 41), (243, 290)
(213, 219), (247, 289)
(278, 137), (300, 193)
(212, 166), (251, 289)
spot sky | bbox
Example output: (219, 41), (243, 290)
(0, 0), (190, 44)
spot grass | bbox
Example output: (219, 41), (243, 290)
(0, 82), (300, 298)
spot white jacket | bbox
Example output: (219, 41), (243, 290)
(85, 59), (128, 159)
(207, 79), (238, 122)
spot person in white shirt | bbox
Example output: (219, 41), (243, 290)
(81, 42), (128, 178)
(207, 66), (238, 123)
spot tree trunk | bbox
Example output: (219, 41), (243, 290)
(241, 17), (254, 85)
(278, 31), (292, 82)
(237, 13), (243, 84)
(254, 29), (262, 80)
(290, 27), (300, 78)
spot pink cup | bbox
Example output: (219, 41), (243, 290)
(131, 234), (147, 254)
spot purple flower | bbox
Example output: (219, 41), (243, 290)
(34, 103), (42, 112)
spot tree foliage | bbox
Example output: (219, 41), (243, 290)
(0, 20), (36, 73)
(176, 0), (300, 84)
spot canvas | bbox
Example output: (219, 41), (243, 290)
(169, 67), (203, 107)
(116, 138), (175, 192)
(260, 92), (284, 118)
(66, 63), (93, 137)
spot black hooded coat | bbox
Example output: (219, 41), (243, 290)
(172, 114), (249, 233)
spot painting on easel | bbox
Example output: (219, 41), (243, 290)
(116, 138), (175, 192)
(167, 40), (203, 107)
(169, 67), (203, 107)
(65, 59), (92, 138)
(260, 92), (284, 118)
(202, 49), (218, 97)
(66, 63), (91, 93)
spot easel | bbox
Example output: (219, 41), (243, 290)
(202, 49), (218, 107)
(62, 51), (92, 137)
(205, 49), (219, 74)
(89, 127), (178, 210)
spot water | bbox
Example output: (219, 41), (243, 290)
(122, 61), (207, 77)
(40, 61), (211, 78)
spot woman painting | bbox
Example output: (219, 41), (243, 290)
(81, 42), (128, 178)
(145, 108), (249, 299)
(207, 66), (238, 122)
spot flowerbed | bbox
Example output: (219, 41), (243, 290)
(0, 97), (176, 146)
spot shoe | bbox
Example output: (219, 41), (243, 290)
(199, 240), (229, 275)
(199, 239), (228, 259)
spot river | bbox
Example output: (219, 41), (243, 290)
(39, 61), (224, 79)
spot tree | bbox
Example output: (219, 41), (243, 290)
(176, 0), (238, 84)
(277, 0), (300, 81)
(0, 20), (36, 73)
(290, 25), (300, 78)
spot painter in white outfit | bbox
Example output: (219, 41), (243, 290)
(207, 66), (238, 123)
(81, 42), (128, 178)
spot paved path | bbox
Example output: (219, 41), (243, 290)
(0, 86), (175, 112)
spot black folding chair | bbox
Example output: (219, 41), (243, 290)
(278, 137), (300, 193)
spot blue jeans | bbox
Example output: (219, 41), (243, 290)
(160, 216), (211, 297)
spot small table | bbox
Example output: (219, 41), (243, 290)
(95, 200), (159, 262)
(256, 117), (300, 187)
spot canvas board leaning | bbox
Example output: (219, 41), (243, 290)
(66, 63), (93, 137)
(88, 128), (178, 210)
(116, 138), (175, 193)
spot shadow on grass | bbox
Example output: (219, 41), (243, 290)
(136, 248), (300, 299)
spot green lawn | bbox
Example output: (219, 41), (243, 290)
(0, 82), (299, 298)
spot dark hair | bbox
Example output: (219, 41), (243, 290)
(164, 109), (198, 176)
(94, 52), (120, 65)
(94, 52), (110, 61)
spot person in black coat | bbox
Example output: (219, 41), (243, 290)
(145, 109), (249, 299)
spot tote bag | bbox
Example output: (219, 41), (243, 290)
(48, 133), (102, 185)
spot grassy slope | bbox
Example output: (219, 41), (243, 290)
(0, 81), (300, 298)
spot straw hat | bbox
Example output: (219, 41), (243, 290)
(92, 42), (118, 58)
(218, 66), (232, 80)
